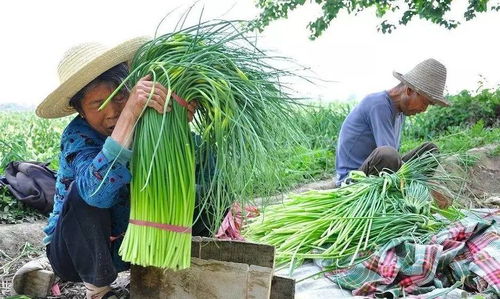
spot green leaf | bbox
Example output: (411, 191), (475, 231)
(252, 0), (496, 39)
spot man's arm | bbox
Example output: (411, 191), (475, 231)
(367, 103), (398, 149)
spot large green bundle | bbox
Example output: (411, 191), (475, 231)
(244, 154), (463, 271)
(102, 21), (303, 270)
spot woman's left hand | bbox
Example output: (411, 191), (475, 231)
(187, 101), (197, 122)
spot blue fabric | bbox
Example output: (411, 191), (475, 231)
(102, 137), (132, 166)
(335, 91), (404, 183)
(43, 116), (132, 245)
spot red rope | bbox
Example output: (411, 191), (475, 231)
(171, 92), (189, 109)
(129, 219), (192, 234)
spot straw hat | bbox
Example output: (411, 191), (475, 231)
(36, 36), (150, 119)
(393, 58), (449, 107)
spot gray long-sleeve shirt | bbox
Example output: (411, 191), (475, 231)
(335, 91), (404, 183)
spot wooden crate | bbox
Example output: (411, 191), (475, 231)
(131, 237), (295, 299)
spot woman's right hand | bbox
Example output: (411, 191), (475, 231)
(112, 74), (170, 148)
(123, 74), (170, 120)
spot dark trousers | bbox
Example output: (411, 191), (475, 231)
(46, 183), (123, 287)
(359, 142), (438, 176)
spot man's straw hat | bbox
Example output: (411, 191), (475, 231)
(393, 58), (449, 107)
(36, 36), (150, 119)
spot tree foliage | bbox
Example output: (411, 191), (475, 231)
(251, 0), (500, 39)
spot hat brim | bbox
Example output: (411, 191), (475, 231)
(393, 71), (450, 107)
(36, 36), (150, 119)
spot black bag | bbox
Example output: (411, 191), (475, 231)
(0, 161), (56, 215)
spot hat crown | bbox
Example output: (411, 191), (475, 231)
(57, 42), (108, 83)
(37, 36), (149, 119)
(403, 58), (447, 103)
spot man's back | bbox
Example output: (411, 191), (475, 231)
(335, 91), (404, 183)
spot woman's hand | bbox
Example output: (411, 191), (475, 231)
(187, 101), (197, 122)
(111, 74), (196, 148)
(112, 75), (169, 148)
(123, 74), (170, 120)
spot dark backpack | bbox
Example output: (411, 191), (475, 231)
(0, 161), (56, 215)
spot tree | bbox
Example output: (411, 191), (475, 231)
(250, 0), (500, 39)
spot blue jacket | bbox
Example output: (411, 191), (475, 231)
(43, 116), (132, 245)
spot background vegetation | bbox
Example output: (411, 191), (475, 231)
(0, 87), (498, 223)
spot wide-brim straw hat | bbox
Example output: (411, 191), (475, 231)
(393, 58), (450, 107)
(36, 36), (150, 119)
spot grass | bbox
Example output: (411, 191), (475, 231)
(400, 121), (500, 154)
(0, 186), (45, 224)
(0, 96), (498, 223)
(0, 112), (69, 173)
(488, 144), (500, 157)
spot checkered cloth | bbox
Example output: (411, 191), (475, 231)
(324, 210), (500, 298)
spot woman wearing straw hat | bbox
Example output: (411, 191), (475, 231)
(28, 37), (195, 299)
(334, 58), (451, 207)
